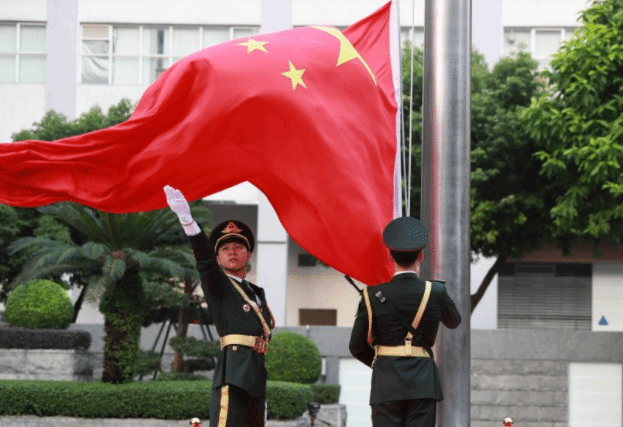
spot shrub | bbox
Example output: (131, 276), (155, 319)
(5, 280), (73, 329)
(311, 383), (341, 404)
(134, 350), (162, 378)
(266, 331), (321, 384)
(0, 328), (90, 349)
(266, 381), (314, 420)
(156, 372), (208, 381)
(0, 380), (311, 420)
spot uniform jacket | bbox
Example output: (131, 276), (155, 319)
(349, 271), (461, 404)
(189, 230), (273, 397)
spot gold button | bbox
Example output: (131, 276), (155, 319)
(232, 346), (238, 351)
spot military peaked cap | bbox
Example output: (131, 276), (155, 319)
(209, 220), (255, 252)
(382, 216), (430, 251)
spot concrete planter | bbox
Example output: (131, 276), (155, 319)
(0, 348), (93, 381)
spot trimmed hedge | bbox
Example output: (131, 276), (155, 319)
(5, 280), (73, 329)
(266, 381), (314, 420)
(0, 380), (313, 420)
(0, 327), (91, 349)
(311, 383), (340, 404)
(266, 331), (321, 383)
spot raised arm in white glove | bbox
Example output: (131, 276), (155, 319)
(164, 185), (201, 236)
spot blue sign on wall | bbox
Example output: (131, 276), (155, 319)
(598, 316), (608, 325)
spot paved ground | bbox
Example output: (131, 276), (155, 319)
(0, 416), (308, 427)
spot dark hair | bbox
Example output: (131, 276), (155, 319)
(389, 250), (421, 268)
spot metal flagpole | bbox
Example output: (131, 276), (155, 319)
(420, 0), (471, 425)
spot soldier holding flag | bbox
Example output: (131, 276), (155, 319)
(349, 217), (462, 427)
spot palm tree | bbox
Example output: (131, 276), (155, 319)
(9, 202), (206, 383)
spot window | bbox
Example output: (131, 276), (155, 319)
(298, 254), (318, 267)
(0, 23), (46, 83)
(299, 309), (337, 326)
(503, 27), (578, 69)
(81, 24), (259, 86)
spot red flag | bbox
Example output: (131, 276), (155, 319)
(0, 2), (401, 285)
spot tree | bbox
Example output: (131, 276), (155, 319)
(469, 52), (551, 311)
(523, 0), (623, 245)
(9, 202), (206, 383)
(6, 99), (214, 382)
(401, 46), (547, 312)
(1, 99), (135, 310)
(0, 204), (73, 303)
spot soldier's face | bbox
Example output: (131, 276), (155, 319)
(216, 241), (251, 272)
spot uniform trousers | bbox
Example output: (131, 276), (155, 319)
(210, 384), (266, 427)
(371, 398), (436, 427)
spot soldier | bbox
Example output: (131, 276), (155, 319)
(165, 185), (274, 427)
(349, 216), (462, 427)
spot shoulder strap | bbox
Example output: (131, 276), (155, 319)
(406, 281), (431, 342)
(362, 287), (375, 346)
(228, 277), (272, 338)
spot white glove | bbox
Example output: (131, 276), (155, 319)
(164, 185), (201, 235)
(164, 185), (193, 224)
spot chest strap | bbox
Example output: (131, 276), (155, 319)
(227, 277), (275, 339)
(363, 281), (432, 356)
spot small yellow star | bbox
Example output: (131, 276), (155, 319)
(238, 38), (268, 54)
(281, 61), (307, 90)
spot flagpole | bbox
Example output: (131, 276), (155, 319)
(421, 0), (472, 426)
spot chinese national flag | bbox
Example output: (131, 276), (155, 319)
(0, 1), (402, 285)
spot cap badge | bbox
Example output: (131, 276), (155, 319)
(223, 222), (243, 234)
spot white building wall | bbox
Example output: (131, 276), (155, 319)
(470, 256), (498, 329)
(287, 250), (361, 327)
(569, 363), (622, 427)
(592, 264), (623, 332)
(503, 0), (588, 27)
(78, 0), (261, 25)
(0, 84), (46, 141)
(0, 0), (47, 21)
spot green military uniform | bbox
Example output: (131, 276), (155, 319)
(189, 220), (274, 427)
(349, 217), (461, 427)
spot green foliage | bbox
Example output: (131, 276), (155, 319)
(156, 372), (209, 381)
(7, 202), (210, 383)
(4, 280), (73, 329)
(401, 42), (424, 217)
(523, 0), (623, 242)
(266, 381), (314, 420)
(167, 336), (219, 373)
(100, 272), (145, 384)
(5, 99), (215, 384)
(0, 380), (211, 419)
(169, 336), (220, 359)
(401, 46), (494, 219)
(134, 351), (162, 378)
(470, 51), (549, 259)
(0, 380), (312, 420)
(311, 383), (340, 404)
(266, 331), (322, 384)
(0, 205), (24, 290)
(11, 99), (134, 142)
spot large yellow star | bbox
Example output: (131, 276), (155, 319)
(281, 61), (307, 90)
(313, 26), (377, 86)
(238, 38), (268, 54)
